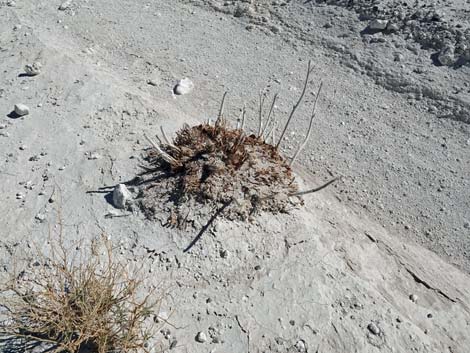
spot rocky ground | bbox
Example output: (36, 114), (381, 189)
(0, 0), (470, 352)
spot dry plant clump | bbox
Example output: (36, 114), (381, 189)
(135, 61), (338, 227)
(0, 234), (159, 353)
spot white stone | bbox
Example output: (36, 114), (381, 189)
(59, 0), (72, 10)
(367, 322), (381, 335)
(88, 152), (101, 160)
(369, 19), (389, 30)
(195, 331), (207, 343)
(174, 78), (194, 95)
(14, 104), (30, 116)
(113, 184), (132, 209)
(24, 62), (42, 76)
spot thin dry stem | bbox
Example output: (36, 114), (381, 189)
(257, 91), (267, 136)
(160, 126), (181, 153)
(290, 82), (324, 166)
(260, 93), (279, 139)
(143, 134), (179, 166)
(276, 60), (314, 149)
(216, 92), (228, 126)
(289, 177), (339, 197)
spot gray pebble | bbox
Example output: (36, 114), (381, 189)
(24, 62), (42, 76)
(220, 249), (229, 258)
(386, 22), (400, 32)
(369, 19), (389, 30)
(409, 294), (418, 302)
(367, 322), (381, 335)
(437, 46), (455, 66)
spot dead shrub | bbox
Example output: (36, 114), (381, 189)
(0, 234), (159, 353)
(133, 61), (338, 227)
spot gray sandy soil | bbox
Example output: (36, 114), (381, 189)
(1, 0), (470, 352)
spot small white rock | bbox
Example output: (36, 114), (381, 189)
(369, 19), (389, 30)
(14, 104), (30, 116)
(174, 78), (194, 95)
(409, 293), (418, 302)
(24, 62), (42, 76)
(35, 213), (46, 222)
(113, 184), (132, 209)
(147, 79), (159, 86)
(59, 0), (72, 10)
(88, 152), (101, 160)
(195, 331), (207, 343)
(367, 322), (381, 335)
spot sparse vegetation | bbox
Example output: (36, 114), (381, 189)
(0, 234), (159, 353)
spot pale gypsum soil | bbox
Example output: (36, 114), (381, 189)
(0, 0), (470, 352)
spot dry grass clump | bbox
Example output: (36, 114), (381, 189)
(0, 235), (158, 353)
(136, 61), (337, 227)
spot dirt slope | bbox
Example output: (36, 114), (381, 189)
(0, 1), (470, 352)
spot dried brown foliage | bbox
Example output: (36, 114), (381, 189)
(0, 235), (159, 353)
(138, 118), (299, 225)
(136, 61), (338, 227)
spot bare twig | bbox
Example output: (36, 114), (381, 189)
(260, 93), (279, 139)
(259, 177), (339, 201)
(257, 91), (267, 136)
(237, 104), (246, 130)
(289, 177), (339, 197)
(144, 134), (179, 166)
(265, 114), (277, 142)
(275, 60), (314, 149)
(216, 92), (228, 126)
(241, 105), (246, 130)
(290, 82), (323, 166)
(160, 126), (181, 153)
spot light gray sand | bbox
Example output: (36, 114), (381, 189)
(1, 1), (470, 352)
